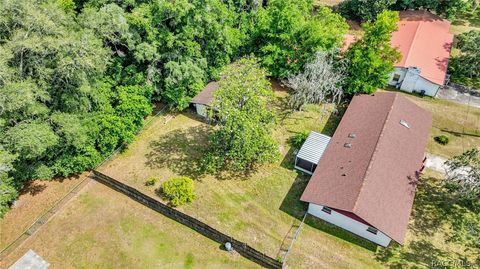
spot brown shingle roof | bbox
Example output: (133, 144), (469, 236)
(191, 81), (219, 106)
(301, 92), (432, 244)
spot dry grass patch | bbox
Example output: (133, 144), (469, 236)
(0, 174), (86, 250)
(0, 182), (259, 269)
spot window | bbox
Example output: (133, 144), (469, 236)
(392, 74), (401, 82)
(322, 206), (332, 214)
(367, 227), (378, 235)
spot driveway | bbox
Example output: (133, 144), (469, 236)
(437, 86), (480, 108)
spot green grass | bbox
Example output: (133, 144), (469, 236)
(96, 86), (480, 268)
(0, 184), (259, 269)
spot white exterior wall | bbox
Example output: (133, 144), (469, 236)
(388, 67), (440, 97)
(308, 203), (392, 247)
(400, 75), (439, 97)
(388, 67), (407, 87)
(194, 104), (208, 118)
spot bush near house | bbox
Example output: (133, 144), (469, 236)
(145, 176), (159, 187)
(289, 131), (310, 149)
(434, 135), (450, 145)
(160, 177), (195, 207)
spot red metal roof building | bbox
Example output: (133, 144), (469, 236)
(301, 93), (432, 246)
(388, 11), (454, 96)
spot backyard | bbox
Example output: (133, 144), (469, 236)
(0, 182), (259, 269)
(93, 87), (479, 267)
(1, 87), (479, 268)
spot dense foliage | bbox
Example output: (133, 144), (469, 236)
(203, 58), (279, 174)
(0, 0), (361, 216)
(160, 176), (195, 207)
(339, 0), (476, 21)
(449, 30), (480, 88)
(288, 131), (310, 149)
(0, 0), (153, 205)
(252, 0), (348, 78)
(434, 135), (450, 145)
(344, 11), (401, 95)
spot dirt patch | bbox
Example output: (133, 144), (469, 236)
(0, 174), (87, 250)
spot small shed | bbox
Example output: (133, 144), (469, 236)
(190, 81), (219, 118)
(294, 131), (331, 175)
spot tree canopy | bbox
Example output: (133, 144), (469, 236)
(339, 0), (476, 21)
(203, 58), (279, 174)
(449, 30), (480, 87)
(252, 0), (348, 78)
(343, 10), (401, 95)
(285, 51), (346, 110)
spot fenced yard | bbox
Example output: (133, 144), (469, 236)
(2, 87), (479, 268)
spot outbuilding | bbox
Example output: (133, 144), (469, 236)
(388, 11), (454, 96)
(190, 81), (219, 118)
(294, 131), (331, 175)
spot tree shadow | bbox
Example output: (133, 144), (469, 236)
(376, 240), (449, 268)
(376, 174), (480, 267)
(320, 104), (345, 137)
(409, 176), (461, 237)
(144, 125), (210, 179)
(279, 175), (378, 251)
(20, 181), (47, 196)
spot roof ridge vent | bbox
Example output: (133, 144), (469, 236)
(400, 119), (410, 129)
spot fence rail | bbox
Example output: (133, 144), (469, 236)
(90, 170), (284, 269)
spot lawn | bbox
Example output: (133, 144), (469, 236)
(0, 182), (259, 269)
(95, 86), (480, 268)
(97, 88), (386, 269)
(2, 85), (478, 268)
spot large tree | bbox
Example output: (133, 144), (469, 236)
(203, 58), (279, 174)
(340, 0), (476, 21)
(0, 0), (153, 213)
(0, 148), (16, 217)
(449, 30), (480, 87)
(339, 0), (396, 22)
(285, 51), (346, 110)
(252, 0), (348, 78)
(344, 10), (401, 95)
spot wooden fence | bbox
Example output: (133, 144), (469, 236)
(90, 170), (284, 269)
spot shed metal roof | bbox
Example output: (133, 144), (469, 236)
(296, 132), (331, 164)
(9, 249), (49, 269)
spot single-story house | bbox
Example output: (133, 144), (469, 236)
(294, 131), (331, 175)
(190, 81), (219, 118)
(300, 92), (432, 247)
(388, 11), (454, 96)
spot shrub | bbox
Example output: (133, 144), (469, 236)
(160, 176), (195, 206)
(434, 135), (450, 145)
(145, 176), (159, 186)
(289, 131), (310, 149)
